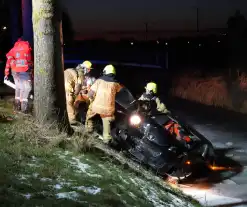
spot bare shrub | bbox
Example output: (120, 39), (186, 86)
(238, 72), (247, 91)
(4, 114), (95, 152)
(172, 74), (232, 108)
(171, 70), (247, 114)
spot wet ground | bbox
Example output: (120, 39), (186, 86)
(167, 98), (247, 207)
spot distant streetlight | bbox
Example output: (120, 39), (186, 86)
(165, 42), (168, 45)
(157, 40), (159, 44)
(188, 41), (190, 44)
(130, 42), (134, 45)
(218, 40), (220, 43)
(199, 43), (201, 47)
(2, 26), (7, 30)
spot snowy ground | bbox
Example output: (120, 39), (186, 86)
(168, 98), (247, 207)
(0, 106), (198, 207)
(3, 150), (196, 207)
(0, 92), (201, 207)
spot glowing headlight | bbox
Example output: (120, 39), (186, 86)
(130, 114), (142, 126)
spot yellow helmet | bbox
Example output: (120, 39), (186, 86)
(103, 64), (116, 75)
(82, 60), (92, 69)
(145, 82), (157, 94)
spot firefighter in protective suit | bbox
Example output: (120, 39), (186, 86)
(139, 82), (170, 114)
(85, 65), (122, 144)
(73, 72), (96, 122)
(64, 60), (92, 124)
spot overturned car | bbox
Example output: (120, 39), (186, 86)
(75, 87), (215, 181)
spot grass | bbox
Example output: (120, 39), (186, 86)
(0, 98), (200, 207)
(171, 71), (247, 114)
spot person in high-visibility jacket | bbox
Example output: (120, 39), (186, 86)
(139, 82), (170, 114)
(4, 37), (33, 113)
(85, 64), (122, 144)
(64, 60), (92, 124)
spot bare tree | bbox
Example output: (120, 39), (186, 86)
(32, 0), (71, 133)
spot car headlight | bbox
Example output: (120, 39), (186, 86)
(129, 114), (142, 126)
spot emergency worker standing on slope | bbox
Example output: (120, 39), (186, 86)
(4, 37), (33, 113)
(139, 82), (170, 114)
(85, 64), (122, 144)
(64, 60), (92, 124)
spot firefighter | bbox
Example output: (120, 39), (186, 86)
(85, 64), (122, 144)
(4, 37), (33, 113)
(139, 82), (170, 114)
(64, 60), (92, 124)
(73, 73), (96, 123)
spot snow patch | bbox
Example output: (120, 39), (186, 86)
(20, 193), (32, 200)
(54, 184), (63, 190)
(130, 178), (138, 185)
(56, 191), (80, 201)
(31, 156), (38, 161)
(27, 163), (40, 167)
(73, 186), (101, 195)
(71, 157), (90, 173)
(40, 177), (53, 182)
(64, 151), (72, 156)
(18, 173), (39, 181)
(128, 192), (137, 199)
(98, 164), (113, 175)
(27, 156), (44, 168)
(32, 173), (39, 178)
(131, 177), (194, 207)
(57, 151), (102, 178)
(119, 175), (130, 185)
(141, 187), (166, 207)
(169, 194), (191, 206)
(68, 157), (102, 178)
(60, 181), (73, 186)
(51, 180), (73, 190)
(18, 174), (29, 180)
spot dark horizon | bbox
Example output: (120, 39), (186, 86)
(74, 27), (227, 41)
(61, 0), (247, 39)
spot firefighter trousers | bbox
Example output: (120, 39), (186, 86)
(65, 91), (77, 123)
(85, 105), (114, 143)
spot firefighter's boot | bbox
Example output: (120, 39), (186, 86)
(21, 101), (29, 114)
(14, 99), (21, 112)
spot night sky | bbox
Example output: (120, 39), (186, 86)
(61, 0), (247, 33)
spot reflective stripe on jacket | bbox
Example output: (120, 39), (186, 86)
(139, 93), (169, 113)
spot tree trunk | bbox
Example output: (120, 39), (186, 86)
(32, 0), (71, 133)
